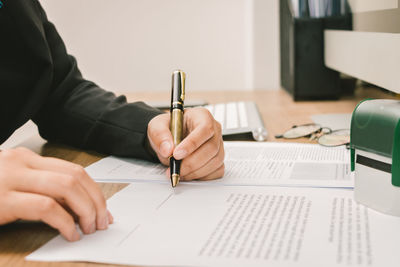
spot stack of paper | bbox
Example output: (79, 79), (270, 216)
(86, 142), (353, 188)
(27, 142), (400, 267)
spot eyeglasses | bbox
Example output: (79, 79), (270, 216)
(275, 123), (350, 147)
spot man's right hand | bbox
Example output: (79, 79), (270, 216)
(0, 147), (113, 241)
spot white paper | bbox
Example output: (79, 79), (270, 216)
(0, 120), (40, 150)
(27, 182), (400, 267)
(86, 142), (353, 188)
(311, 113), (352, 131)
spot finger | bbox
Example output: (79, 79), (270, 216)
(56, 198), (79, 222)
(147, 113), (174, 159)
(197, 164), (225, 181)
(182, 139), (225, 180)
(14, 169), (97, 234)
(174, 118), (216, 160)
(179, 136), (221, 177)
(107, 210), (114, 224)
(155, 152), (170, 167)
(5, 191), (80, 242)
(26, 156), (110, 230)
(2, 148), (110, 232)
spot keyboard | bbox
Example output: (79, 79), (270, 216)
(203, 101), (267, 141)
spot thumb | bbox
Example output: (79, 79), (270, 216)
(147, 114), (174, 159)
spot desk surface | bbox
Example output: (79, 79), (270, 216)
(0, 87), (396, 267)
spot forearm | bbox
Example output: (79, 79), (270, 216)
(33, 75), (163, 161)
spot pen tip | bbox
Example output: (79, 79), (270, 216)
(171, 174), (180, 188)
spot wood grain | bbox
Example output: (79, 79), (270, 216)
(0, 87), (396, 267)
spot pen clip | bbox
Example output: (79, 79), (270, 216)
(172, 70), (186, 104)
(180, 71), (186, 101)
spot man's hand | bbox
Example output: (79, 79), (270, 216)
(0, 147), (113, 241)
(147, 107), (225, 181)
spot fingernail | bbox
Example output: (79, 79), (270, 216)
(72, 231), (81, 241)
(174, 149), (187, 159)
(88, 222), (96, 234)
(160, 141), (172, 157)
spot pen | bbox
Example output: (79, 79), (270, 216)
(170, 70), (186, 187)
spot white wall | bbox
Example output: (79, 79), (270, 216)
(348, 0), (398, 13)
(40, 0), (279, 92)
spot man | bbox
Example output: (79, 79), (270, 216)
(0, 0), (224, 241)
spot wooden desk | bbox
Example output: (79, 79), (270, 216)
(0, 87), (396, 267)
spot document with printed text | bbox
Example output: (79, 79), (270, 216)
(86, 142), (353, 188)
(27, 182), (400, 267)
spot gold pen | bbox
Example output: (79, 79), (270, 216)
(170, 70), (186, 187)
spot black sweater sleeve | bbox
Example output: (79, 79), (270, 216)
(3, 0), (163, 161)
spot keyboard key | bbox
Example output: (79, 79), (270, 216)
(238, 101), (248, 128)
(202, 101), (266, 141)
(226, 102), (239, 129)
(213, 104), (225, 129)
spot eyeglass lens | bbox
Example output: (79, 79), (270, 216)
(283, 124), (322, 139)
(318, 129), (350, 147)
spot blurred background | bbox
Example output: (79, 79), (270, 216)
(40, 0), (280, 92)
(40, 0), (400, 95)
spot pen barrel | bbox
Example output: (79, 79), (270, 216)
(170, 108), (184, 146)
(169, 69), (185, 186)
